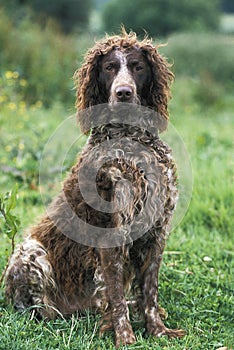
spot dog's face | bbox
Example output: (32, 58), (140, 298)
(99, 48), (152, 106)
(75, 32), (174, 133)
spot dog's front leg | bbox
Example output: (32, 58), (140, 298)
(142, 236), (185, 338)
(99, 248), (136, 348)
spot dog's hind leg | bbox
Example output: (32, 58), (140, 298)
(5, 237), (58, 319)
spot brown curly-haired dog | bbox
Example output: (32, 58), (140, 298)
(5, 29), (185, 347)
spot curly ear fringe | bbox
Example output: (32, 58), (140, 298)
(73, 27), (174, 133)
(141, 44), (174, 132)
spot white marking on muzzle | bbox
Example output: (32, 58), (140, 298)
(109, 51), (138, 104)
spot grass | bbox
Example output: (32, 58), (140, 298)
(0, 25), (233, 349)
(0, 77), (233, 350)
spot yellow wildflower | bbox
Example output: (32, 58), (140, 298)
(5, 71), (14, 79)
(13, 71), (19, 79)
(8, 102), (17, 110)
(5, 145), (12, 152)
(19, 101), (26, 110)
(0, 95), (7, 103)
(20, 79), (27, 87)
(18, 142), (25, 150)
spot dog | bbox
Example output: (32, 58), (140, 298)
(5, 29), (185, 348)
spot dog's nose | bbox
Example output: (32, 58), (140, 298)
(115, 86), (133, 101)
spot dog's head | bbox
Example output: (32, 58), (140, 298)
(74, 28), (174, 133)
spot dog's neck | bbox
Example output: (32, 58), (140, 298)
(89, 122), (159, 147)
(78, 105), (162, 138)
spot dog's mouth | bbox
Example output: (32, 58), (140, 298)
(108, 95), (141, 109)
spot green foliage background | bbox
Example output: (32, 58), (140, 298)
(0, 0), (93, 33)
(102, 0), (221, 36)
(0, 2), (233, 349)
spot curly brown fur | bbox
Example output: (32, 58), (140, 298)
(5, 29), (185, 348)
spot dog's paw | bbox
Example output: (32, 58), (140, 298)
(115, 325), (136, 348)
(147, 322), (186, 338)
(155, 327), (186, 338)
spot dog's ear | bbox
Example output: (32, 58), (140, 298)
(142, 45), (174, 132)
(74, 51), (104, 134)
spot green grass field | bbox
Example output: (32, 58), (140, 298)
(0, 76), (233, 349)
(0, 22), (234, 349)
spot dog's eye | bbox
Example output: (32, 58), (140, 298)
(105, 64), (114, 72)
(135, 65), (143, 72)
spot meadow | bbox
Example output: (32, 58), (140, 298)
(0, 14), (233, 349)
